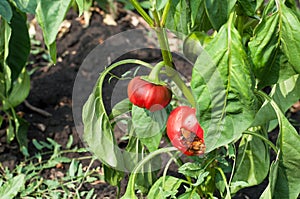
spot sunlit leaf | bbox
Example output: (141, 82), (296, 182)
(191, 17), (257, 153)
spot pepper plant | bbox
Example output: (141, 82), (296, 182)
(82, 0), (300, 198)
(0, 0), (98, 155)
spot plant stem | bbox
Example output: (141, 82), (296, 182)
(148, 61), (165, 83)
(129, 0), (154, 27)
(216, 167), (231, 198)
(243, 131), (279, 154)
(125, 147), (178, 197)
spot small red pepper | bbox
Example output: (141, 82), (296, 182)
(127, 76), (172, 112)
(167, 106), (205, 156)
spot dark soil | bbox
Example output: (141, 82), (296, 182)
(0, 5), (299, 199)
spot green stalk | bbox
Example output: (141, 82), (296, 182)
(123, 147), (178, 197)
(148, 61), (165, 83)
(151, 9), (196, 107)
(243, 130), (278, 154)
(129, 0), (154, 27)
(216, 167), (231, 198)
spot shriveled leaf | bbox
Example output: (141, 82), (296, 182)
(231, 128), (270, 193)
(191, 18), (257, 153)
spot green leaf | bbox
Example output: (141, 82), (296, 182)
(6, 119), (14, 143)
(69, 159), (79, 177)
(75, 0), (85, 15)
(0, 20), (12, 94)
(83, 93), (121, 167)
(156, 0), (168, 11)
(260, 160), (279, 199)
(190, 0), (212, 32)
(178, 190), (201, 199)
(248, 1), (300, 88)
(178, 162), (204, 178)
(0, 0), (12, 22)
(252, 74), (300, 128)
(183, 31), (212, 63)
(204, 0), (237, 30)
(3, 67), (30, 110)
(109, 98), (131, 119)
(273, 110), (300, 199)
(132, 105), (167, 152)
(36, 0), (72, 62)
(6, 7), (30, 81)
(165, 0), (189, 35)
(15, 116), (29, 156)
(257, 91), (300, 198)
(237, 0), (263, 17)
(14, 0), (38, 13)
(147, 176), (184, 199)
(191, 16), (257, 153)
(231, 128), (270, 193)
(103, 164), (124, 186)
(0, 174), (25, 199)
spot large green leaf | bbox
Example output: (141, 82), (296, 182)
(82, 78), (124, 169)
(0, 174), (25, 199)
(257, 91), (300, 198)
(248, 0), (300, 88)
(0, 0), (12, 22)
(6, 6), (30, 81)
(273, 107), (300, 198)
(131, 105), (167, 152)
(204, 0), (237, 30)
(36, 0), (72, 62)
(231, 128), (270, 193)
(191, 17), (257, 153)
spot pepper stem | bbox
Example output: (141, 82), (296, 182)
(147, 61), (165, 84)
